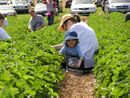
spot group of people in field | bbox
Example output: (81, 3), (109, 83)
(0, 0), (99, 74)
(0, 0), (56, 38)
(28, 0), (57, 32)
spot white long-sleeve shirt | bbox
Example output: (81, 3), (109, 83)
(0, 27), (11, 40)
(65, 22), (98, 68)
(4, 18), (8, 26)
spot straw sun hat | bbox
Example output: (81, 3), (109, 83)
(58, 14), (74, 31)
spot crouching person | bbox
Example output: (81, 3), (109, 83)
(0, 13), (11, 40)
(59, 31), (85, 74)
(28, 8), (45, 32)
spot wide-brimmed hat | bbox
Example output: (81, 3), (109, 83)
(58, 14), (74, 32)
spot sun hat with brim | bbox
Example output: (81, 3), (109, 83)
(58, 14), (74, 32)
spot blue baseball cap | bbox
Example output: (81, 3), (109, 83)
(65, 31), (79, 42)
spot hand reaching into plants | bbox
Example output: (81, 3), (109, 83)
(51, 44), (63, 51)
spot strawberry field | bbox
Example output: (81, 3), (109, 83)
(0, 9), (130, 98)
(89, 11), (130, 97)
(0, 14), (64, 98)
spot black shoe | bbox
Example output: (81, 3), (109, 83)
(82, 70), (88, 75)
(82, 68), (93, 75)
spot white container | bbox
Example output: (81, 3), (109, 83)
(68, 58), (81, 68)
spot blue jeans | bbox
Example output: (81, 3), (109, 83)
(47, 11), (54, 25)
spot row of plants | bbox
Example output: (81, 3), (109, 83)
(89, 12), (129, 97)
(0, 14), (64, 98)
(0, 8), (129, 97)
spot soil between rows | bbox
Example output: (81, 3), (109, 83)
(58, 71), (96, 98)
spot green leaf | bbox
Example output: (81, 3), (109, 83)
(23, 75), (34, 80)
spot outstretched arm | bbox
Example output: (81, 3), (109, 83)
(51, 43), (63, 51)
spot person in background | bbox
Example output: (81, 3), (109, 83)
(46, 0), (56, 25)
(0, 13), (11, 40)
(3, 15), (8, 26)
(101, 0), (107, 12)
(81, 16), (88, 24)
(28, 1), (34, 8)
(55, 0), (60, 12)
(28, 8), (45, 32)
(53, 14), (98, 70)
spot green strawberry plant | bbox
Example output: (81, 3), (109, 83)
(89, 12), (129, 97)
(0, 14), (64, 98)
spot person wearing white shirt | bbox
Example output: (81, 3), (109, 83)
(28, 8), (45, 32)
(0, 13), (11, 40)
(3, 17), (8, 26)
(56, 14), (98, 69)
(65, 22), (98, 68)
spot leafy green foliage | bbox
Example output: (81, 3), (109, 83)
(0, 9), (129, 98)
(89, 12), (130, 97)
(0, 14), (64, 97)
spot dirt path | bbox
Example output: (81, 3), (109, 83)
(58, 71), (96, 98)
